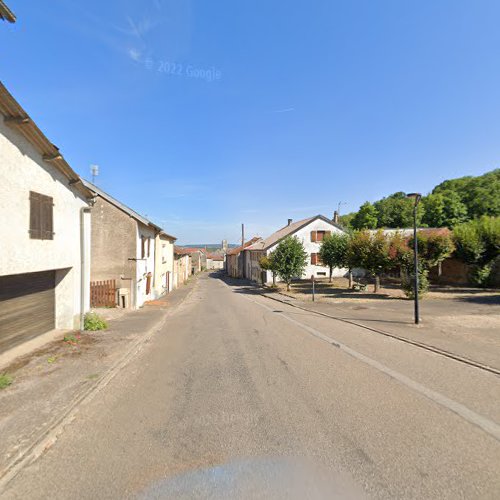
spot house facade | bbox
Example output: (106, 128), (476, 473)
(0, 83), (93, 353)
(244, 215), (347, 284)
(174, 247), (191, 287)
(226, 237), (262, 279)
(82, 180), (162, 309)
(153, 231), (176, 298)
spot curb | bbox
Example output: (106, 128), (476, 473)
(261, 292), (500, 377)
(0, 281), (197, 493)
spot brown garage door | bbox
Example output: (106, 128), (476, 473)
(0, 270), (56, 353)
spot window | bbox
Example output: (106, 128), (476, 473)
(29, 191), (54, 240)
(317, 272), (326, 276)
(311, 230), (331, 242)
(141, 236), (146, 259)
(311, 253), (323, 265)
(147, 237), (151, 257)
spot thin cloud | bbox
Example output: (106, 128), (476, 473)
(273, 107), (295, 113)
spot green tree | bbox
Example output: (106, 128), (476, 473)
(347, 230), (391, 292)
(273, 236), (308, 291)
(422, 191), (468, 228)
(351, 202), (378, 229)
(259, 253), (278, 286)
(453, 216), (500, 285)
(319, 232), (350, 282)
(410, 231), (455, 270)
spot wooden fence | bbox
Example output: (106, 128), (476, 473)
(90, 280), (116, 308)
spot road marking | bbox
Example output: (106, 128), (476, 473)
(238, 291), (500, 442)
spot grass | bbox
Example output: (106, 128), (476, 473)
(0, 373), (13, 390)
(84, 312), (108, 331)
(47, 356), (57, 364)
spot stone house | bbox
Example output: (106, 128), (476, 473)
(0, 82), (93, 354)
(81, 179), (162, 309)
(226, 237), (262, 279)
(174, 247), (191, 287)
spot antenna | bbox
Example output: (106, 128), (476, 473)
(90, 164), (99, 184)
(337, 201), (347, 215)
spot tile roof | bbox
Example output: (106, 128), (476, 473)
(226, 237), (262, 256)
(246, 215), (344, 251)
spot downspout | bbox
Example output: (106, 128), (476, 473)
(80, 205), (92, 332)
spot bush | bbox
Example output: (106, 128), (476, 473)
(84, 312), (108, 331)
(0, 373), (13, 390)
(401, 269), (429, 299)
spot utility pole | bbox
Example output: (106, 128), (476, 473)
(241, 223), (245, 247)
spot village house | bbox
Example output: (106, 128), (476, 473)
(177, 247), (206, 274)
(0, 82), (93, 354)
(174, 247), (192, 287)
(206, 253), (225, 270)
(226, 237), (262, 278)
(244, 215), (347, 284)
(81, 180), (162, 309)
(153, 231), (177, 298)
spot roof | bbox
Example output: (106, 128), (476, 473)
(0, 82), (93, 199)
(0, 1), (15, 22)
(175, 247), (204, 254)
(206, 253), (224, 260)
(246, 215), (344, 251)
(175, 246), (194, 256)
(159, 231), (177, 241)
(81, 179), (162, 231)
(226, 237), (262, 256)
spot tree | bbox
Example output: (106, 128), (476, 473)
(351, 202), (378, 229)
(259, 253), (278, 286)
(422, 192), (468, 228)
(453, 216), (500, 285)
(347, 230), (391, 292)
(410, 231), (455, 271)
(374, 192), (417, 228)
(273, 236), (308, 291)
(319, 232), (349, 282)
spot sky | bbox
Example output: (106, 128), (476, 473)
(1, 0), (500, 244)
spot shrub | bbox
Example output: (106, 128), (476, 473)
(84, 312), (108, 331)
(0, 373), (13, 390)
(401, 269), (429, 299)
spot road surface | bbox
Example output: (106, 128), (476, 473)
(3, 274), (500, 499)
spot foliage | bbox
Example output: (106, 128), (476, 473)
(347, 230), (391, 291)
(338, 212), (355, 229)
(259, 253), (278, 285)
(409, 231), (455, 270)
(0, 374), (13, 390)
(453, 216), (500, 285)
(401, 269), (429, 299)
(346, 169), (499, 229)
(351, 202), (378, 229)
(319, 233), (350, 281)
(83, 312), (108, 331)
(273, 236), (308, 291)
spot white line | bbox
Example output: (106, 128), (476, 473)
(242, 293), (500, 442)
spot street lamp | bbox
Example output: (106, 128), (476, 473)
(407, 193), (422, 325)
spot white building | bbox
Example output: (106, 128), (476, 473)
(244, 215), (347, 284)
(0, 82), (93, 354)
(154, 231), (177, 298)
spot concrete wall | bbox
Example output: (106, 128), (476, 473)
(174, 254), (190, 287)
(136, 224), (156, 307)
(89, 196), (137, 306)
(0, 117), (90, 329)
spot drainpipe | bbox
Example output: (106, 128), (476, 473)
(80, 206), (92, 332)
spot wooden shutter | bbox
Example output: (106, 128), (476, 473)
(29, 192), (42, 239)
(311, 253), (317, 265)
(146, 272), (152, 295)
(41, 195), (54, 240)
(310, 231), (316, 242)
(141, 237), (146, 259)
(147, 237), (151, 257)
(324, 231), (331, 237)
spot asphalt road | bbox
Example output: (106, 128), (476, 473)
(4, 274), (500, 499)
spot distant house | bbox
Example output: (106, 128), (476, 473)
(0, 82), (93, 354)
(153, 231), (177, 298)
(176, 247), (206, 274)
(174, 247), (192, 287)
(244, 215), (347, 283)
(206, 252), (225, 270)
(81, 180), (162, 309)
(226, 237), (262, 279)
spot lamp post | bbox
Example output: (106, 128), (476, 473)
(406, 193), (422, 324)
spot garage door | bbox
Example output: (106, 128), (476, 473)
(0, 270), (55, 353)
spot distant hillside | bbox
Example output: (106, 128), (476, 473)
(340, 168), (500, 230)
(181, 244), (238, 251)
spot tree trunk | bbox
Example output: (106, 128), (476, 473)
(348, 270), (353, 289)
(286, 281), (291, 292)
(272, 272), (276, 287)
(374, 275), (380, 293)
(329, 267), (333, 283)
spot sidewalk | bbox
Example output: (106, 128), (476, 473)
(0, 278), (196, 482)
(263, 287), (500, 371)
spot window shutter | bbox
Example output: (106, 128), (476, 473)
(41, 195), (54, 240)
(29, 192), (41, 239)
(311, 253), (317, 265)
(141, 237), (146, 259)
(324, 231), (331, 237)
(147, 237), (151, 257)
(310, 231), (316, 242)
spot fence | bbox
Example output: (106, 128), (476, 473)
(90, 280), (116, 308)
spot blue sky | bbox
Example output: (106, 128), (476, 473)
(2, 0), (500, 244)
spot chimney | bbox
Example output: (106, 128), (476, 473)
(287, 218), (293, 226)
(333, 211), (339, 224)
